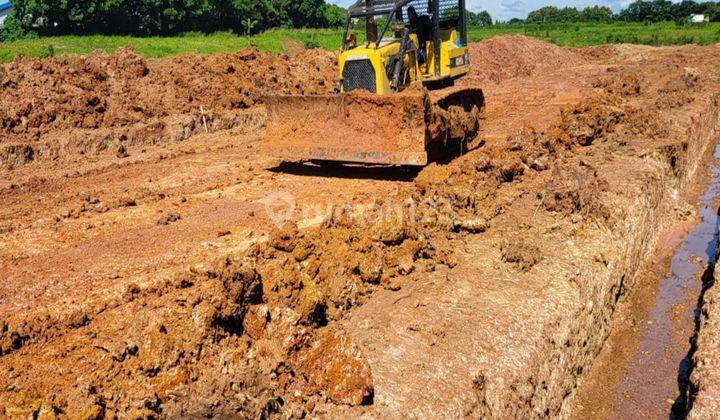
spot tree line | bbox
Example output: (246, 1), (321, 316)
(525, 6), (614, 23)
(2, 0), (719, 42)
(467, 10), (493, 26)
(516, 1), (720, 24)
(618, 0), (720, 22)
(1, 0), (347, 40)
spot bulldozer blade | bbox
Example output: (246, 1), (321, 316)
(262, 92), (429, 166)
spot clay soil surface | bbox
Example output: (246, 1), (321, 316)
(1, 36), (720, 417)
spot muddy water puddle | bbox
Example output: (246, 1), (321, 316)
(611, 144), (720, 419)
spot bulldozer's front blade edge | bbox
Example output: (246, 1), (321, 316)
(262, 93), (429, 166)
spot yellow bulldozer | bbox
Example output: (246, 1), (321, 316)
(262, 0), (484, 166)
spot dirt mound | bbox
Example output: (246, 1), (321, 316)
(576, 45), (619, 61)
(0, 47), (336, 145)
(464, 35), (583, 84)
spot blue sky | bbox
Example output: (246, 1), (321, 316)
(328, 0), (636, 22)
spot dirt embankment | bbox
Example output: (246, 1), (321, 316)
(1, 36), (720, 418)
(341, 57), (720, 417)
(0, 47), (336, 166)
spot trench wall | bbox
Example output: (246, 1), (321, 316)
(688, 229), (720, 417)
(474, 93), (720, 418)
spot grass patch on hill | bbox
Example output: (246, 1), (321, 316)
(0, 29), (340, 62)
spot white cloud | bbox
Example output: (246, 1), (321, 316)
(501, 0), (527, 14)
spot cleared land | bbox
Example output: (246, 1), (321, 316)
(1, 22), (720, 62)
(1, 35), (720, 418)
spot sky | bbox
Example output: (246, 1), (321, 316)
(329, 0), (636, 22)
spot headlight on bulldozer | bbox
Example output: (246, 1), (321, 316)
(450, 53), (470, 68)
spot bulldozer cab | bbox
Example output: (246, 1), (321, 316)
(340, 0), (471, 94)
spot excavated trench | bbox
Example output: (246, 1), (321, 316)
(572, 142), (720, 417)
(612, 144), (720, 418)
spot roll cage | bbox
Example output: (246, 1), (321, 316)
(341, 0), (467, 76)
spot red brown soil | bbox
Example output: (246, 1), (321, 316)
(464, 34), (583, 84)
(1, 35), (720, 417)
(0, 47), (336, 166)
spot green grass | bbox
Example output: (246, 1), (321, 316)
(0, 29), (342, 62)
(468, 21), (720, 47)
(1, 22), (719, 63)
